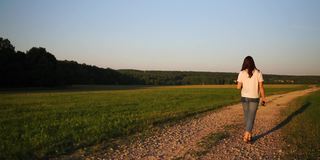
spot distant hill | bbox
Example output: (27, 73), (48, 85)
(119, 69), (320, 85)
(1, 37), (319, 88)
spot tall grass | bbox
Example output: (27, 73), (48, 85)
(281, 89), (320, 159)
(0, 85), (306, 159)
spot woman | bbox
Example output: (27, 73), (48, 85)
(237, 56), (266, 143)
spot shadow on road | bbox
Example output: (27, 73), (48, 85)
(252, 101), (311, 142)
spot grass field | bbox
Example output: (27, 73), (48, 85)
(0, 85), (307, 159)
(281, 88), (320, 159)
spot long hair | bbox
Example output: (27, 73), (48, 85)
(241, 56), (258, 78)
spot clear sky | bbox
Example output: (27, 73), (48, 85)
(1, 0), (320, 75)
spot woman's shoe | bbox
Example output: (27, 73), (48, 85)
(243, 132), (249, 142)
(243, 136), (248, 142)
(247, 133), (252, 142)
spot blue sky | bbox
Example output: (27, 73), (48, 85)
(1, 0), (320, 75)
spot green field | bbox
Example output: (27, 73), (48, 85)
(281, 88), (320, 159)
(0, 85), (307, 159)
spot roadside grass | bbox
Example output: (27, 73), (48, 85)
(194, 131), (230, 157)
(175, 124), (238, 159)
(0, 85), (307, 159)
(281, 89), (320, 159)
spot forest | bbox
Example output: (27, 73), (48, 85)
(1, 37), (319, 88)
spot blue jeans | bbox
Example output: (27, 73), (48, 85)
(241, 98), (259, 132)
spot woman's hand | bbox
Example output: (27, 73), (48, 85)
(261, 97), (266, 106)
(259, 82), (266, 105)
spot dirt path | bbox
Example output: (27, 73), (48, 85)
(89, 87), (319, 160)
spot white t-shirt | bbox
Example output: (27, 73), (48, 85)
(237, 69), (264, 98)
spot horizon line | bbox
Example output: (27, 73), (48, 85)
(115, 68), (320, 77)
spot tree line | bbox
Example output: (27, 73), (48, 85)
(1, 37), (319, 88)
(119, 70), (237, 85)
(119, 70), (320, 85)
(0, 37), (141, 87)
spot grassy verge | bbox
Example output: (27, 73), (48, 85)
(281, 89), (320, 159)
(0, 85), (307, 159)
(174, 124), (238, 159)
(193, 131), (230, 157)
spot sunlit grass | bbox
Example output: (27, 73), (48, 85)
(281, 89), (320, 159)
(0, 85), (307, 159)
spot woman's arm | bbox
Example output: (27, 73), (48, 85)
(259, 82), (266, 102)
(237, 82), (242, 90)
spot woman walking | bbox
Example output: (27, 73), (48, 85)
(237, 56), (266, 143)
